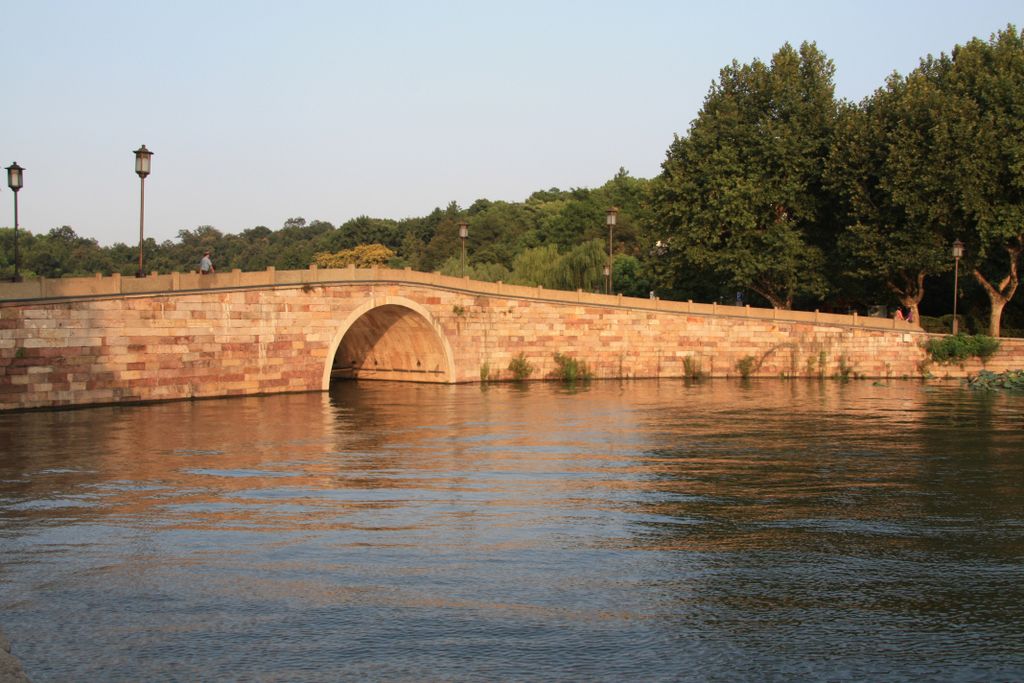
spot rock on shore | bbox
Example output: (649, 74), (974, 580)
(0, 630), (31, 683)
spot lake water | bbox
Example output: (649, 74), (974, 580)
(1, 379), (1022, 682)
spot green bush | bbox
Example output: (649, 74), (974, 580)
(975, 336), (1002, 361)
(924, 334), (1001, 364)
(508, 352), (534, 380)
(552, 353), (592, 383)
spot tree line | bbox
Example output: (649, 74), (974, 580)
(1, 26), (1021, 336)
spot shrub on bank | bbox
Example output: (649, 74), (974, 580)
(924, 334), (1001, 364)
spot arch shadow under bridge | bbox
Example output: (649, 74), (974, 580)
(321, 297), (456, 388)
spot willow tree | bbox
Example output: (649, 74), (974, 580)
(650, 42), (838, 309)
(506, 240), (606, 291)
(551, 239), (607, 292)
(509, 244), (561, 287)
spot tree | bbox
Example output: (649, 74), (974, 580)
(509, 244), (561, 287)
(501, 240), (607, 292)
(854, 26), (1024, 336)
(944, 26), (1024, 336)
(826, 75), (954, 321)
(437, 256), (510, 282)
(545, 194), (604, 249)
(312, 243), (395, 268)
(23, 226), (112, 278)
(276, 242), (315, 270)
(0, 228), (35, 278)
(612, 255), (653, 298)
(649, 42), (838, 309)
(552, 239), (606, 292)
(596, 168), (650, 257)
(459, 201), (542, 267)
(316, 216), (399, 253)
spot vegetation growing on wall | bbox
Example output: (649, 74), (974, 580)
(924, 334), (1001, 364)
(508, 353), (534, 381)
(551, 353), (592, 383)
(736, 355), (757, 379)
(683, 356), (704, 380)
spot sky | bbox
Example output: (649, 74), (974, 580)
(3, 0), (1022, 246)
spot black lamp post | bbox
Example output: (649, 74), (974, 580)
(952, 239), (964, 334)
(5, 162), (24, 282)
(458, 221), (468, 277)
(606, 207), (618, 294)
(134, 145), (153, 278)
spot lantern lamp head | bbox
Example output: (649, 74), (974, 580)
(606, 207), (619, 227)
(134, 145), (153, 179)
(6, 162), (24, 192)
(952, 239), (964, 260)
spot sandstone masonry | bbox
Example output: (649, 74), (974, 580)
(2, 267), (1022, 411)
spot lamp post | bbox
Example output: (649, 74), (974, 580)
(458, 221), (468, 277)
(5, 162), (24, 282)
(606, 207), (618, 294)
(134, 145), (153, 278)
(951, 239), (964, 335)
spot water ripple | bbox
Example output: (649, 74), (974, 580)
(0, 379), (1022, 681)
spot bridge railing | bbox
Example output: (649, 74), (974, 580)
(0, 265), (919, 332)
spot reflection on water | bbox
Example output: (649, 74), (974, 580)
(1, 380), (1022, 681)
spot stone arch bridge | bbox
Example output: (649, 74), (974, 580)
(0, 265), (1009, 411)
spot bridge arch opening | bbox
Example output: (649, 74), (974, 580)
(323, 300), (455, 386)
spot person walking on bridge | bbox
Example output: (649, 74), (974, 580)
(199, 250), (215, 275)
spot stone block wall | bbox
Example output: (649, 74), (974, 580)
(2, 270), (1022, 411)
(1, 287), (363, 410)
(445, 291), (933, 382)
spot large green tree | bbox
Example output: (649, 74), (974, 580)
(855, 26), (1024, 336)
(826, 72), (956, 321)
(945, 26), (1024, 336)
(649, 42), (839, 309)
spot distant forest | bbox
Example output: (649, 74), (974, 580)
(2, 26), (1023, 336)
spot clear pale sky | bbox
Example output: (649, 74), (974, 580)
(3, 1), (1022, 245)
